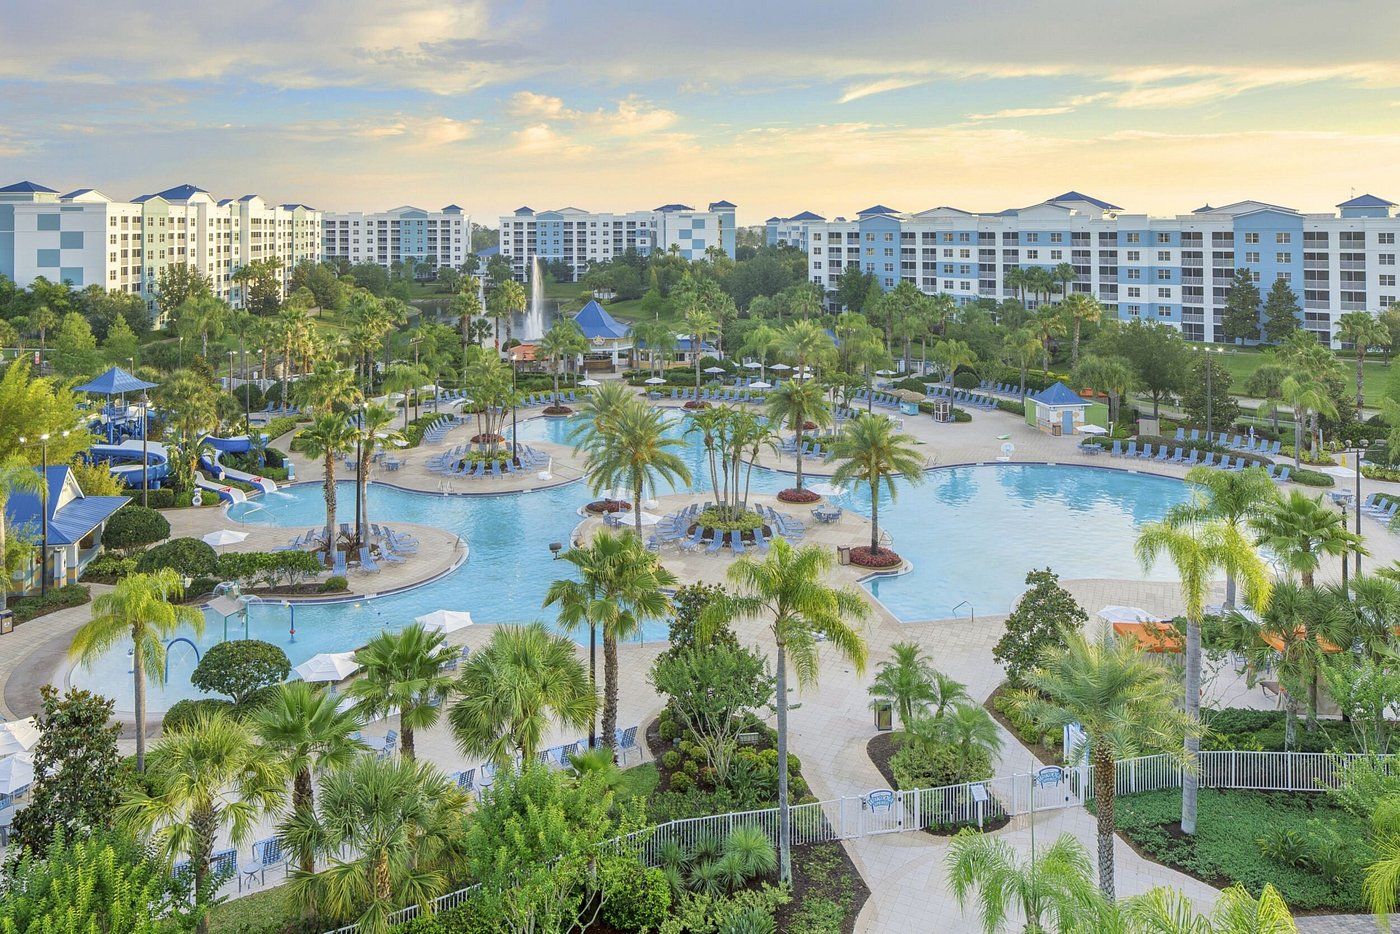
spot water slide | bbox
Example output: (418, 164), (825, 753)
(90, 439), (248, 505)
(202, 435), (281, 494)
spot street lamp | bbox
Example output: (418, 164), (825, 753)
(18, 430), (67, 597)
(138, 391), (150, 508)
(1346, 438), (1371, 576)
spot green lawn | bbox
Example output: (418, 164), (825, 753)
(617, 762), (660, 805)
(1208, 345), (1395, 403)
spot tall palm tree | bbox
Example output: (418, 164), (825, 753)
(703, 539), (870, 882)
(344, 623), (457, 761)
(1051, 261), (1078, 305)
(69, 570), (204, 772)
(947, 830), (1099, 934)
(1015, 633), (1194, 901)
(1002, 327), (1043, 397)
(1060, 292), (1102, 367)
(867, 642), (939, 729)
(253, 681), (366, 876)
(451, 276), (483, 372)
(1252, 489), (1364, 590)
(381, 361), (430, 429)
(1002, 266), (1028, 305)
(488, 279), (527, 348)
(546, 529), (675, 752)
(827, 413), (926, 556)
(1279, 373), (1335, 467)
(584, 400), (691, 537)
(1135, 517), (1270, 837)
(739, 323), (780, 381)
(932, 339), (977, 391)
(537, 319), (586, 407)
(1071, 354), (1136, 427)
(448, 623), (595, 767)
(766, 378), (831, 493)
(352, 403), (402, 544)
(281, 754), (469, 934)
(1032, 308), (1066, 372)
(778, 317), (835, 379)
(684, 307), (719, 391)
(297, 413), (357, 552)
(0, 456), (44, 612)
(1123, 882), (1298, 933)
(1165, 465), (1280, 607)
(273, 304), (310, 406)
(1338, 310), (1391, 418)
(119, 711), (285, 933)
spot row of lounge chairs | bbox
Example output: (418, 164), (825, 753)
(1108, 441), (1292, 481)
(261, 401), (301, 416)
(1173, 428), (1282, 456)
(978, 380), (1028, 397)
(449, 725), (641, 798)
(426, 444), (550, 477)
(924, 385), (998, 410)
(419, 414), (462, 445)
(1361, 494), (1400, 527)
(669, 387), (766, 403)
(641, 501), (807, 553)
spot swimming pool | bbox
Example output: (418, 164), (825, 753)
(69, 412), (1189, 711)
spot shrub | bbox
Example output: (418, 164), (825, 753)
(1291, 467), (1335, 487)
(11, 584), (90, 623)
(259, 416), (301, 441)
(161, 698), (234, 732)
(186, 576), (220, 599)
(80, 553), (137, 584)
(953, 370), (980, 390)
(319, 575), (348, 593)
(669, 772), (694, 794)
(993, 569), (1086, 689)
(600, 857), (672, 931)
(996, 399), (1026, 417)
(101, 505), (170, 552)
(890, 738), (990, 790)
(134, 537), (217, 577)
(191, 640), (290, 705)
(661, 750), (681, 771)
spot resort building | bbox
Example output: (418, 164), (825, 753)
(804, 193), (1400, 345)
(765, 211), (826, 252)
(321, 204), (469, 271)
(3, 465), (129, 593)
(572, 299), (633, 370)
(498, 201), (737, 281)
(0, 180), (322, 321)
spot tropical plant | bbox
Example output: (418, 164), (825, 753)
(537, 318), (587, 406)
(0, 454), (45, 612)
(1167, 466), (1280, 607)
(1002, 327), (1043, 397)
(580, 399), (691, 537)
(993, 568), (1087, 689)
(344, 623), (457, 760)
(650, 642), (773, 783)
(68, 570), (204, 771)
(765, 377), (830, 493)
(1338, 310), (1391, 418)
(867, 641), (940, 729)
(1070, 355), (1135, 426)
(947, 829), (1099, 934)
(296, 413), (357, 551)
(1120, 882), (1299, 933)
(488, 278), (527, 347)
(1060, 292), (1103, 367)
(1252, 489), (1365, 589)
(827, 412), (926, 556)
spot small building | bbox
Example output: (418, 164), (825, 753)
(572, 300), (633, 371)
(1025, 381), (1108, 436)
(4, 466), (130, 592)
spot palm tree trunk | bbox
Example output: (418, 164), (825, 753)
(1224, 573), (1237, 608)
(0, 514), (7, 613)
(775, 641), (792, 884)
(1072, 319), (1082, 368)
(1284, 701), (1298, 749)
(1092, 745), (1116, 901)
(1182, 616), (1202, 835)
(373, 849), (392, 902)
(323, 458), (337, 554)
(1293, 410), (1303, 468)
(794, 424), (805, 491)
(602, 632), (618, 753)
(294, 767), (316, 874)
(134, 635), (147, 772)
(192, 804), (216, 934)
(634, 483), (644, 539)
(1357, 354), (1365, 419)
(870, 482), (880, 553)
(402, 721), (415, 760)
(1306, 661), (1320, 730)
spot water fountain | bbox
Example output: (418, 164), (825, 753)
(515, 255), (548, 341)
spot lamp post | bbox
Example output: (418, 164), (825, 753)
(1348, 438), (1370, 576)
(139, 391), (150, 508)
(354, 404), (365, 551)
(19, 431), (66, 597)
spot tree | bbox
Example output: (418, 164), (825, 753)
(1320, 650), (1400, 755)
(827, 412), (926, 556)
(1031, 307), (1066, 372)
(350, 403), (402, 542)
(1003, 327), (1043, 397)
(289, 261), (346, 311)
(120, 711), (285, 933)
(0, 360), (89, 466)
(765, 377), (830, 493)
(1123, 883), (1299, 933)
(867, 642), (940, 729)
(232, 258), (283, 316)
(1262, 278), (1301, 344)
(1108, 319), (1189, 418)
(1221, 268), (1262, 343)
(537, 318), (587, 407)
(1070, 355), (1135, 427)
(449, 623), (595, 766)
(1338, 310), (1391, 418)
(0, 455), (45, 612)
(992, 568), (1086, 689)
(1014, 633), (1194, 901)
(1180, 355), (1242, 432)
(1060, 293), (1102, 367)
(102, 310), (139, 366)
(703, 539), (870, 882)
(684, 306), (720, 390)
(49, 311), (101, 377)
(651, 643), (773, 783)
(946, 830), (1099, 934)
(932, 338), (977, 390)
(345, 623), (456, 761)
(155, 263), (212, 323)
(1252, 489), (1364, 590)
(11, 686), (125, 855)
(1167, 465), (1280, 607)
(297, 413), (357, 551)
(1135, 516), (1270, 837)
(190, 639), (291, 706)
(68, 570), (204, 772)
(487, 278), (526, 347)
(1364, 795), (1400, 927)
(579, 398), (691, 537)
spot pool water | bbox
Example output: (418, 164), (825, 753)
(69, 413), (1189, 711)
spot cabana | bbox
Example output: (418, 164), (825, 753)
(4, 466), (130, 591)
(1112, 621), (1183, 654)
(1025, 381), (1107, 437)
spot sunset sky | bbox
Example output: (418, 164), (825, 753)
(4, 0), (1399, 224)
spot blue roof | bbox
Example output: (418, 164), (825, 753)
(654, 203), (694, 212)
(441, 204), (464, 212)
(572, 300), (631, 340)
(131, 193), (157, 203)
(238, 194), (258, 202)
(58, 188), (95, 200)
(766, 216), (782, 223)
(217, 198), (234, 206)
(1337, 194), (1396, 208)
(155, 183), (208, 201)
(0, 181), (56, 193)
(790, 210), (825, 221)
(1049, 191), (1122, 211)
(857, 204), (899, 216)
(5, 467), (130, 546)
(513, 206), (534, 215)
(75, 366), (158, 396)
(708, 200), (736, 208)
(1030, 381), (1087, 407)
(673, 337), (717, 353)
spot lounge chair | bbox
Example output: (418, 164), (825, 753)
(358, 546), (380, 574)
(705, 532), (725, 554)
(729, 530), (746, 555)
(1154, 446), (1171, 462)
(1123, 441), (1137, 458)
(1110, 440), (1123, 457)
(1174, 428), (1185, 441)
(332, 549), (347, 576)
(1272, 466), (1290, 484)
(1137, 443), (1154, 459)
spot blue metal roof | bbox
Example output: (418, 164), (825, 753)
(75, 366), (158, 395)
(1049, 191), (1122, 211)
(131, 193), (157, 203)
(58, 188), (96, 200)
(155, 183), (208, 201)
(1029, 381), (1087, 407)
(513, 206), (534, 215)
(653, 203), (694, 212)
(1337, 194), (1396, 208)
(708, 200), (736, 208)
(217, 198), (234, 206)
(857, 204), (899, 216)
(3, 467), (129, 546)
(441, 204), (464, 212)
(237, 194), (258, 202)
(790, 210), (825, 221)
(572, 300), (631, 340)
(0, 181), (57, 193)
(672, 337), (717, 353)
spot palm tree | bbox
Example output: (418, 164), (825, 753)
(1135, 517), (1270, 837)
(297, 413), (357, 552)
(451, 276), (483, 372)
(546, 529), (675, 752)
(1166, 465), (1280, 607)
(827, 413), (926, 556)
(766, 378), (831, 493)
(0, 456), (44, 612)
(448, 622), (595, 767)
(946, 830), (1099, 934)
(488, 279), (527, 348)
(253, 682), (366, 876)
(867, 641), (938, 729)
(1016, 634), (1194, 901)
(537, 319), (586, 407)
(1032, 308), (1066, 372)
(739, 323), (780, 381)
(1364, 795), (1400, 929)
(1051, 261), (1078, 304)
(345, 623), (457, 761)
(581, 400), (691, 538)
(381, 361), (430, 429)
(1338, 310), (1391, 418)
(917, 702), (1003, 775)
(1002, 266), (1028, 305)
(1060, 293), (1102, 367)
(1252, 489), (1364, 590)
(1071, 354), (1136, 427)
(932, 338), (977, 391)
(69, 570), (204, 772)
(778, 317), (835, 378)
(273, 304), (310, 406)
(703, 539), (870, 882)
(281, 754), (469, 934)
(684, 307), (719, 391)
(1279, 373), (1335, 467)
(119, 711), (285, 932)
(352, 403), (402, 544)
(1121, 883), (1298, 933)
(1002, 327), (1043, 397)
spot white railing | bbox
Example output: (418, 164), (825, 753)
(322, 749), (1392, 932)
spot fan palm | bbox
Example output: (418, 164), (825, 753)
(488, 279), (527, 348)
(296, 413), (357, 552)
(947, 829), (1099, 934)
(766, 378), (830, 493)
(1338, 310), (1391, 418)
(827, 413), (926, 556)
(69, 569), (204, 772)
(1279, 374), (1335, 467)
(1252, 489), (1365, 589)
(1060, 293), (1102, 367)
(1014, 633), (1195, 901)
(703, 539), (870, 882)
(1003, 328), (1044, 397)
(0, 456), (44, 612)
(1032, 308), (1066, 372)
(344, 623), (457, 761)
(381, 361), (431, 429)
(581, 400), (691, 537)
(119, 711), (285, 932)
(448, 622), (595, 766)
(866, 641), (938, 728)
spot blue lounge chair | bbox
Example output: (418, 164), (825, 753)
(1183, 449), (1201, 466)
(332, 549), (347, 576)
(1273, 466), (1290, 484)
(1199, 452), (1217, 468)
(1174, 428), (1185, 441)
(1110, 440), (1123, 457)
(753, 525), (770, 552)
(729, 530), (746, 555)
(1123, 441), (1137, 458)
(1154, 446), (1171, 462)
(1137, 443), (1154, 459)
(358, 546), (380, 573)
(705, 532), (725, 554)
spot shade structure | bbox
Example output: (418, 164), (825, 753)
(1077, 423), (1109, 436)
(294, 651), (360, 683)
(0, 752), (34, 794)
(0, 717), (41, 757)
(74, 366), (158, 396)
(202, 529), (249, 547)
(1113, 621), (1183, 654)
(875, 369), (896, 376)
(579, 378), (601, 387)
(1260, 628), (1344, 654)
(769, 363), (792, 371)
(638, 512), (663, 526)
(748, 381), (772, 389)
(809, 481), (847, 497)
(1098, 605), (1163, 625)
(703, 366), (727, 374)
(892, 388), (925, 403)
(744, 361), (763, 369)
(644, 377), (667, 385)
(415, 609), (474, 634)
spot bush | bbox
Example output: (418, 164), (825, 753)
(186, 577), (220, 600)
(101, 505), (170, 552)
(134, 537), (218, 578)
(996, 399), (1026, 417)
(138, 488), (215, 509)
(319, 575), (348, 593)
(259, 416), (301, 441)
(191, 640), (291, 705)
(11, 584), (90, 623)
(161, 698), (234, 732)
(1291, 467), (1335, 487)
(80, 553), (138, 584)
(890, 738), (990, 790)
(600, 857), (672, 931)
(1202, 707), (1354, 753)
(953, 370), (980, 390)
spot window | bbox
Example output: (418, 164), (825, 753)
(1276, 232), (1291, 244)
(1157, 232), (1171, 244)
(883, 233), (893, 241)
(1278, 272), (1292, 282)
(1244, 232), (1260, 244)
(1276, 252), (1291, 263)
(1126, 233), (1141, 243)
(1381, 254), (1396, 266)
(1050, 250), (1062, 260)
(1126, 250), (1140, 261)
(1026, 233), (1039, 243)
(1157, 251), (1171, 262)
(944, 280), (953, 289)
(1127, 269), (1141, 280)
(1026, 250), (1039, 259)
(1157, 269), (1171, 281)
(1126, 304), (1141, 316)
(1127, 287), (1141, 297)
(1245, 252), (1260, 263)
(1158, 287), (1172, 298)
(1382, 295), (1396, 307)
(1379, 233), (1395, 245)
(1382, 274), (1397, 287)
(1050, 233), (1063, 243)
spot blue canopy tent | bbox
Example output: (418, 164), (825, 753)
(75, 367), (159, 443)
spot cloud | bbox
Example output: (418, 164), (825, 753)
(965, 106), (1073, 120)
(837, 77), (930, 104)
(506, 92), (678, 137)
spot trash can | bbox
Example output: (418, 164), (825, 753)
(0, 610), (12, 635)
(837, 545), (851, 566)
(873, 701), (893, 732)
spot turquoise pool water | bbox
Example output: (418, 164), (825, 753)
(69, 413), (1189, 711)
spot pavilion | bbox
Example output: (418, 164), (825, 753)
(1024, 381), (1107, 436)
(572, 300), (633, 371)
(5, 466), (129, 592)
(75, 366), (158, 443)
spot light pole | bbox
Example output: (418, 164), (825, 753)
(1348, 438), (1370, 576)
(19, 431), (67, 597)
(354, 404), (365, 551)
(139, 391), (150, 508)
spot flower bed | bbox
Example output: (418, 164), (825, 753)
(777, 487), (820, 504)
(849, 546), (902, 569)
(542, 405), (572, 416)
(585, 499), (633, 515)
(694, 507), (764, 534)
(683, 400), (709, 409)
(470, 432), (504, 444)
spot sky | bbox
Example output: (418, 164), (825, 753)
(3, 0), (1399, 225)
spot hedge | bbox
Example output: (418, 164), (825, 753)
(80, 553), (138, 584)
(139, 488), (217, 509)
(134, 537), (218, 578)
(260, 416), (301, 442)
(1290, 467), (1335, 487)
(101, 505), (170, 552)
(996, 399), (1026, 417)
(11, 584), (90, 623)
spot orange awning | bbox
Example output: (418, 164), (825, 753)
(1259, 628), (1344, 654)
(1113, 621), (1183, 654)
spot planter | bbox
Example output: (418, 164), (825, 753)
(683, 400), (710, 409)
(542, 405), (573, 416)
(470, 433), (504, 444)
(777, 488), (821, 504)
(849, 546), (902, 569)
(584, 499), (632, 515)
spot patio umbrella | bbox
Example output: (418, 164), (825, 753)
(1077, 423), (1109, 436)
(876, 369), (896, 377)
(644, 377), (667, 385)
(1097, 605), (1163, 625)
(0, 752), (34, 795)
(579, 378), (601, 387)
(749, 381), (772, 390)
(809, 482), (847, 497)
(202, 529), (248, 547)
(703, 366), (727, 374)
(638, 512), (664, 526)
(744, 361), (763, 369)
(770, 363), (792, 371)
(293, 651), (360, 683)
(415, 609), (474, 634)
(892, 389), (925, 403)
(0, 718), (40, 758)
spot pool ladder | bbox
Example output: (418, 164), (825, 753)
(952, 600), (975, 624)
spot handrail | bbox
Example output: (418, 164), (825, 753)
(952, 600), (974, 623)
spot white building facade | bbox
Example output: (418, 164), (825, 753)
(321, 204), (469, 270)
(805, 192), (1400, 345)
(0, 181), (322, 319)
(765, 211), (825, 253)
(498, 201), (737, 281)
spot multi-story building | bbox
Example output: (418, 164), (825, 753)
(0, 180), (322, 320)
(498, 201), (736, 280)
(321, 204), (469, 271)
(765, 211), (825, 252)
(805, 192), (1400, 345)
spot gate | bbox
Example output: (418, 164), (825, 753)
(856, 789), (907, 835)
(1029, 765), (1085, 812)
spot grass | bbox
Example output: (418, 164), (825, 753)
(208, 884), (299, 933)
(616, 763), (660, 806)
(1208, 344), (1394, 404)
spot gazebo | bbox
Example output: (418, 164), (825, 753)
(75, 366), (158, 443)
(572, 301), (633, 371)
(1024, 381), (1106, 437)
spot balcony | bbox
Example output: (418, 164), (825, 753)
(1182, 276), (1203, 285)
(1341, 261), (1367, 270)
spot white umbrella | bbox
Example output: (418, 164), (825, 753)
(579, 378), (601, 387)
(415, 609), (474, 633)
(769, 363), (792, 371)
(644, 377), (667, 385)
(744, 361), (763, 369)
(1097, 605), (1164, 625)
(876, 369), (896, 376)
(749, 381), (772, 390)
(1076, 423), (1109, 436)
(703, 366), (726, 374)
(0, 752), (33, 795)
(638, 512), (663, 526)
(0, 718), (41, 757)
(809, 482), (847, 497)
(294, 651), (360, 683)
(202, 529), (248, 547)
